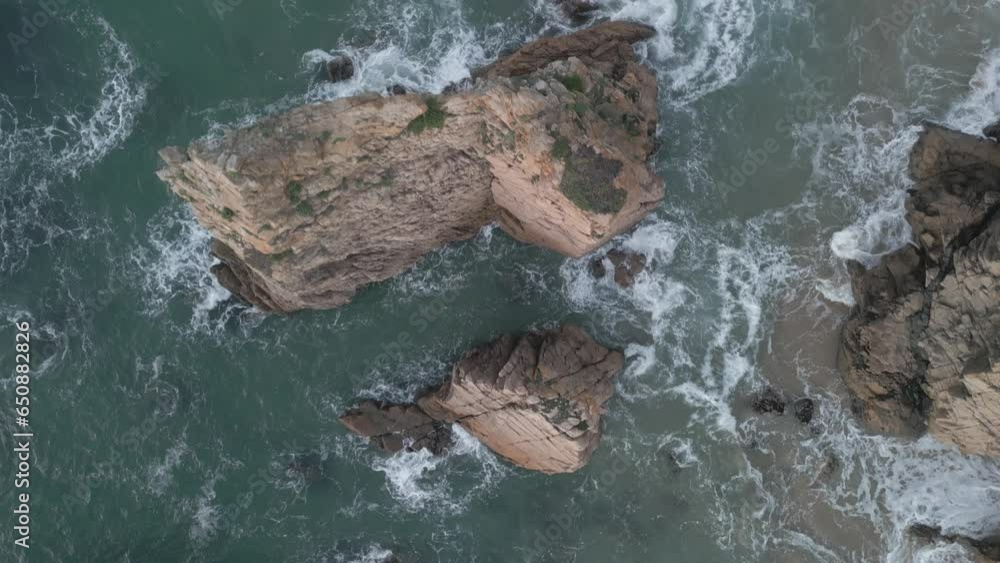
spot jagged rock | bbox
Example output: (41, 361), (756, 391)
(341, 326), (624, 474)
(840, 123), (1000, 457)
(909, 524), (1000, 562)
(387, 84), (407, 96)
(590, 249), (647, 287)
(157, 22), (664, 312)
(339, 400), (453, 454)
(752, 388), (786, 415)
(555, 0), (601, 24)
(325, 56), (355, 83)
(793, 398), (816, 424)
(985, 120), (1000, 142)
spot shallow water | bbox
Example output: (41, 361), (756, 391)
(1, 0), (999, 562)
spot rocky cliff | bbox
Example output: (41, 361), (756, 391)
(157, 22), (664, 312)
(840, 122), (1000, 457)
(340, 325), (624, 474)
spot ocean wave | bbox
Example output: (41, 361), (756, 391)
(0, 15), (145, 275)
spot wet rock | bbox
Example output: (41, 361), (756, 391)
(591, 249), (648, 288)
(752, 388), (786, 415)
(909, 524), (1000, 562)
(840, 123), (1000, 457)
(158, 22), (663, 313)
(325, 55), (355, 83)
(793, 397), (816, 424)
(817, 454), (840, 483)
(339, 400), (453, 455)
(985, 120), (1000, 142)
(341, 326), (624, 474)
(387, 84), (407, 96)
(555, 0), (601, 24)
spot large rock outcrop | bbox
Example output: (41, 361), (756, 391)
(157, 22), (664, 312)
(840, 122), (1000, 457)
(340, 325), (624, 474)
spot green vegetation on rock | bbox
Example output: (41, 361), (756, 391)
(406, 97), (448, 134)
(559, 146), (626, 214)
(286, 181), (304, 203)
(558, 73), (586, 93)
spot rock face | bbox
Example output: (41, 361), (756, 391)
(339, 325), (624, 474)
(339, 400), (454, 455)
(157, 22), (664, 313)
(840, 123), (1000, 457)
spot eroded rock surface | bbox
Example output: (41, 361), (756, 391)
(339, 400), (453, 455)
(340, 325), (624, 474)
(157, 22), (664, 312)
(840, 123), (1000, 457)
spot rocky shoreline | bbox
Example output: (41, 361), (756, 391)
(155, 15), (1000, 559)
(839, 121), (1000, 458)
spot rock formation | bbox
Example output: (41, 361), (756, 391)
(909, 524), (1000, 562)
(590, 248), (647, 287)
(840, 122), (1000, 457)
(157, 22), (664, 312)
(339, 325), (624, 474)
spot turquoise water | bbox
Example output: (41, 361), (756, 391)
(1, 0), (999, 562)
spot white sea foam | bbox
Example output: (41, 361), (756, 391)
(599, 0), (757, 103)
(0, 15), (145, 274)
(302, 0), (506, 100)
(147, 437), (189, 496)
(370, 424), (509, 515)
(943, 48), (1000, 135)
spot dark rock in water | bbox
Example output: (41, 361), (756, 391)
(817, 454), (840, 483)
(590, 249), (648, 288)
(326, 56), (355, 83)
(752, 388), (786, 415)
(387, 84), (407, 96)
(555, 0), (601, 24)
(985, 120), (1000, 142)
(339, 400), (454, 455)
(381, 555), (402, 563)
(793, 398), (816, 424)
(909, 524), (1000, 561)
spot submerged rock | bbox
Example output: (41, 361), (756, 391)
(555, 0), (601, 24)
(793, 397), (816, 424)
(752, 388), (786, 415)
(590, 249), (647, 287)
(158, 22), (663, 313)
(840, 123), (1000, 457)
(340, 326), (624, 474)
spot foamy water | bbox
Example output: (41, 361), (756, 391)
(3, 0), (999, 561)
